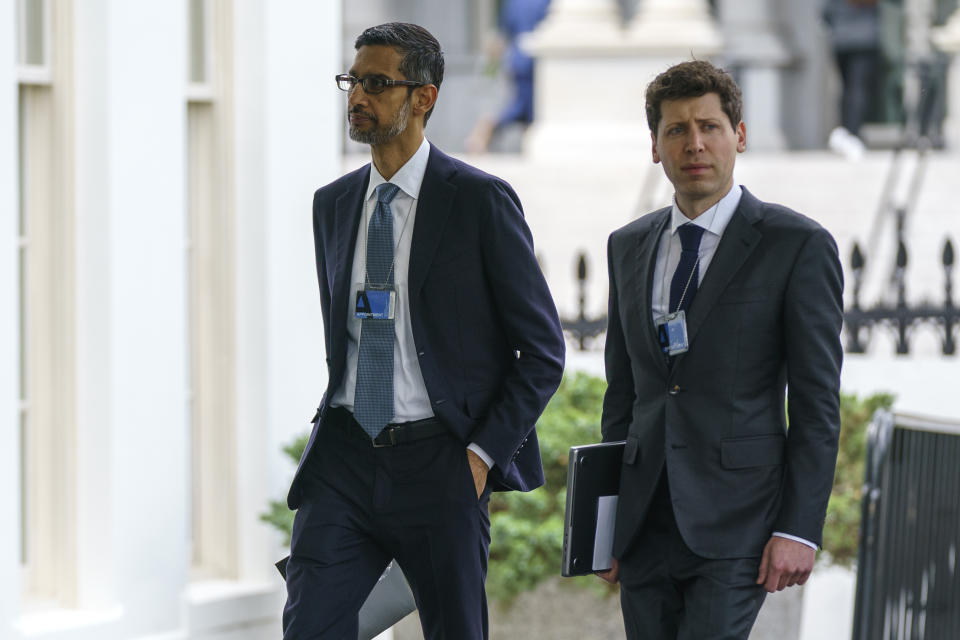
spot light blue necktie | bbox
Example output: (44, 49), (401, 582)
(354, 183), (400, 438)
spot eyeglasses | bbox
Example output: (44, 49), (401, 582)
(335, 74), (424, 95)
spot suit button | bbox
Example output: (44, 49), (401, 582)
(669, 385), (681, 396)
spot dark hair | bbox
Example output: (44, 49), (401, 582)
(355, 23), (445, 124)
(645, 61), (743, 136)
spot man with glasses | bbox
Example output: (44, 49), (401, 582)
(282, 22), (565, 639)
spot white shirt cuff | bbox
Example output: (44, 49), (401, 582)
(467, 443), (494, 470)
(772, 531), (818, 550)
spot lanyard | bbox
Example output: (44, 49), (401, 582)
(360, 185), (416, 288)
(660, 234), (703, 315)
(659, 205), (721, 315)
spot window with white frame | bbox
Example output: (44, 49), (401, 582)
(17, 0), (77, 607)
(188, 0), (214, 100)
(17, 84), (31, 574)
(17, 0), (51, 84)
(187, 0), (239, 580)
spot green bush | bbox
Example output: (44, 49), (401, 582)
(486, 372), (610, 603)
(823, 391), (895, 566)
(261, 374), (892, 601)
(260, 433), (309, 546)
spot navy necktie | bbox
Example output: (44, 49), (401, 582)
(354, 183), (400, 438)
(669, 224), (705, 314)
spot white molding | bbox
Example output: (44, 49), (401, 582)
(16, 606), (123, 636)
(16, 65), (51, 85)
(184, 580), (283, 634)
(185, 83), (214, 102)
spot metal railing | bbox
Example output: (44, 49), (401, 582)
(852, 410), (960, 640)
(558, 239), (958, 356)
(844, 238), (957, 355)
(558, 254), (607, 351)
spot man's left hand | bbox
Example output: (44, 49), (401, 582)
(756, 536), (816, 593)
(466, 448), (489, 498)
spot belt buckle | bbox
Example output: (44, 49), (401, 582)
(372, 426), (398, 448)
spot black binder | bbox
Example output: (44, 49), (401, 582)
(561, 440), (625, 577)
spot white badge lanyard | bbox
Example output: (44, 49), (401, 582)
(656, 211), (716, 356)
(656, 237), (699, 356)
(358, 186), (416, 290)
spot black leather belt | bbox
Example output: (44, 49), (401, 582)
(327, 407), (447, 448)
(372, 417), (446, 448)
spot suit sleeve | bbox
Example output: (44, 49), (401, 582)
(601, 233), (635, 443)
(776, 227), (844, 546)
(468, 179), (565, 470)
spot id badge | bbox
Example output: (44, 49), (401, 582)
(656, 310), (689, 356)
(355, 286), (396, 320)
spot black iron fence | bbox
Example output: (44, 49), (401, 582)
(845, 238), (957, 355)
(558, 241), (958, 356)
(558, 254), (607, 351)
(852, 410), (960, 640)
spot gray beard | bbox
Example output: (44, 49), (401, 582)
(349, 99), (411, 146)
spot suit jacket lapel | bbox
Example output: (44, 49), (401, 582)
(330, 167), (369, 348)
(409, 144), (457, 297)
(683, 190), (763, 349)
(637, 210), (671, 377)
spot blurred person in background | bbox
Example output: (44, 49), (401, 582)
(465, 0), (551, 153)
(824, 0), (882, 159)
(281, 22), (565, 640)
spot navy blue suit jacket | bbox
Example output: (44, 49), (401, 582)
(287, 144), (565, 510)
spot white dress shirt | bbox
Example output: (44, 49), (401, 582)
(650, 184), (742, 324)
(650, 183), (817, 551)
(330, 137), (493, 469)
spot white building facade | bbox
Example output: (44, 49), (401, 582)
(1, 1), (340, 638)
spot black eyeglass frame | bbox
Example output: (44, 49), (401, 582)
(335, 74), (425, 95)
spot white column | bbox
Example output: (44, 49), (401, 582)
(627, 0), (723, 53)
(528, 0), (623, 47)
(523, 0), (722, 158)
(0, 0), (23, 635)
(262, 0), (333, 530)
(716, 0), (791, 150)
(625, 0), (724, 131)
(77, 0), (189, 630)
(73, 0), (127, 613)
(932, 9), (960, 149)
(233, 0), (334, 584)
(521, 0), (629, 158)
(233, 0), (271, 586)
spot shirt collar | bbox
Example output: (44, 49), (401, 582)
(365, 137), (431, 202)
(669, 183), (743, 238)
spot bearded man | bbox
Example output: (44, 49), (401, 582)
(281, 22), (565, 640)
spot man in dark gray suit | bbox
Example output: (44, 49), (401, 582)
(597, 61), (844, 639)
